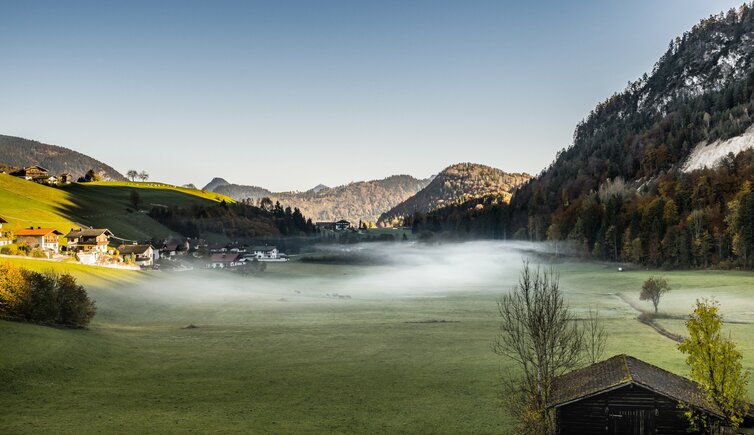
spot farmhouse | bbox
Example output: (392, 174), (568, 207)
(14, 227), (63, 253)
(59, 173), (73, 184)
(0, 216), (11, 246)
(118, 244), (156, 267)
(335, 219), (351, 231)
(65, 228), (114, 253)
(10, 165), (49, 181)
(549, 354), (754, 434)
(250, 245), (279, 260)
(208, 252), (244, 268)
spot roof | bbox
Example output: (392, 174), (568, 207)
(118, 244), (153, 255)
(0, 216), (7, 224)
(15, 228), (63, 236)
(210, 253), (242, 263)
(336, 219), (350, 224)
(253, 246), (276, 251)
(65, 228), (113, 238)
(11, 165), (49, 175)
(549, 354), (724, 418)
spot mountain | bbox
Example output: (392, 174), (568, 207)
(417, 5), (754, 269)
(205, 174), (430, 223)
(213, 183), (272, 200)
(309, 184), (328, 194)
(273, 175), (430, 223)
(0, 135), (124, 181)
(202, 177), (230, 192)
(378, 163), (530, 225)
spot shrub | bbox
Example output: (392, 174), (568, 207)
(0, 262), (29, 317)
(0, 264), (96, 327)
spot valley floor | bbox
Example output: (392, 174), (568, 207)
(2, 245), (754, 434)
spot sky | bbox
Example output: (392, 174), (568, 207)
(0, 0), (747, 191)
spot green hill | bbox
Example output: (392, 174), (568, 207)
(0, 174), (234, 242)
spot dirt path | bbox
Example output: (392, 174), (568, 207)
(613, 293), (684, 343)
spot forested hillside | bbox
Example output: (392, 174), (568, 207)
(415, 4), (754, 269)
(379, 163), (530, 226)
(0, 135), (124, 181)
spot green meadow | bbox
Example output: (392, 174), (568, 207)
(0, 175), (232, 240)
(1, 244), (754, 434)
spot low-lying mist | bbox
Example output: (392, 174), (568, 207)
(99, 241), (550, 308)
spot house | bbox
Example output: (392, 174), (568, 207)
(59, 173), (73, 184)
(0, 216), (11, 246)
(335, 220), (351, 231)
(10, 165), (49, 181)
(549, 354), (754, 434)
(208, 252), (244, 269)
(118, 244), (155, 267)
(251, 245), (279, 260)
(64, 228), (114, 253)
(14, 227), (63, 253)
(160, 240), (180, 258)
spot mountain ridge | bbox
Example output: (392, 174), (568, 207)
(0, 135), (125, 181)
(378, 163), (531, 225)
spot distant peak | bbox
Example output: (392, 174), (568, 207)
(309, 183), (329, 193)
(202, 177), (230, 192)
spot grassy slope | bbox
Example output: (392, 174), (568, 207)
(0, 175), (233, 241)
(0, 260), (753, 434)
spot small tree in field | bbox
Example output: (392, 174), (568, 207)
(127, 169), (138, 181)
(494, 261), (604, 434)
(138, 170), (149, 182)
(640, 276), (670, 314)
(130, 189), (141, 211)
(678, 299), (750, 431)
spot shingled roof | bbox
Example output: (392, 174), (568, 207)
(118, 244), (153, 256)
(549, 354), (724, 418)
(64, 228), (113, 238)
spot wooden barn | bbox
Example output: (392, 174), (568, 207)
(549, 354), (754, 435)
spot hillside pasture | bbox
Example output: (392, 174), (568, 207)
(0, 175), (232, 241)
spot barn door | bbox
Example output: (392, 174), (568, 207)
(608, 408), (654, 435)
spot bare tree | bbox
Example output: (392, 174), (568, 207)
(640, 276), (670, 314)
(584, 307), (607, 364)
(138, 170), (149, 182)
(494, 260), (600, 434)
(126, 169), (138, 181)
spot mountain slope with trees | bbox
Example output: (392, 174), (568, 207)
(416, 4), (754, 269)
(379, 163), (530, 226)
(0, 135), (124, 181)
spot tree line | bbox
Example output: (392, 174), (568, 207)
(0, 262), (96, 327)
(148, 199), (317, 240)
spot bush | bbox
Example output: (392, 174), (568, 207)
(0, 263), (96, 327)
(30, 248), (47, 258)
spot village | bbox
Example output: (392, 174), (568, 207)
(0, 216), (292, 271)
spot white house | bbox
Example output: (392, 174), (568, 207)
(251, 246), (279, 259)
(0, 216), (10, 247)
(118, 244), (155, 267)
(335, 220), (351, 231)
(14, 227), (63, 253)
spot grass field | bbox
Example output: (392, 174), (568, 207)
(1, 242), (754, 434)
(0, 174), (233, 241)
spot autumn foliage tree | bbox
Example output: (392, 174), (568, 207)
(0, 262), (96, 327)
(678, 299), (750, 430)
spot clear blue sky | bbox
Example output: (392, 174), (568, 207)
(0, 0), (745, 191)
